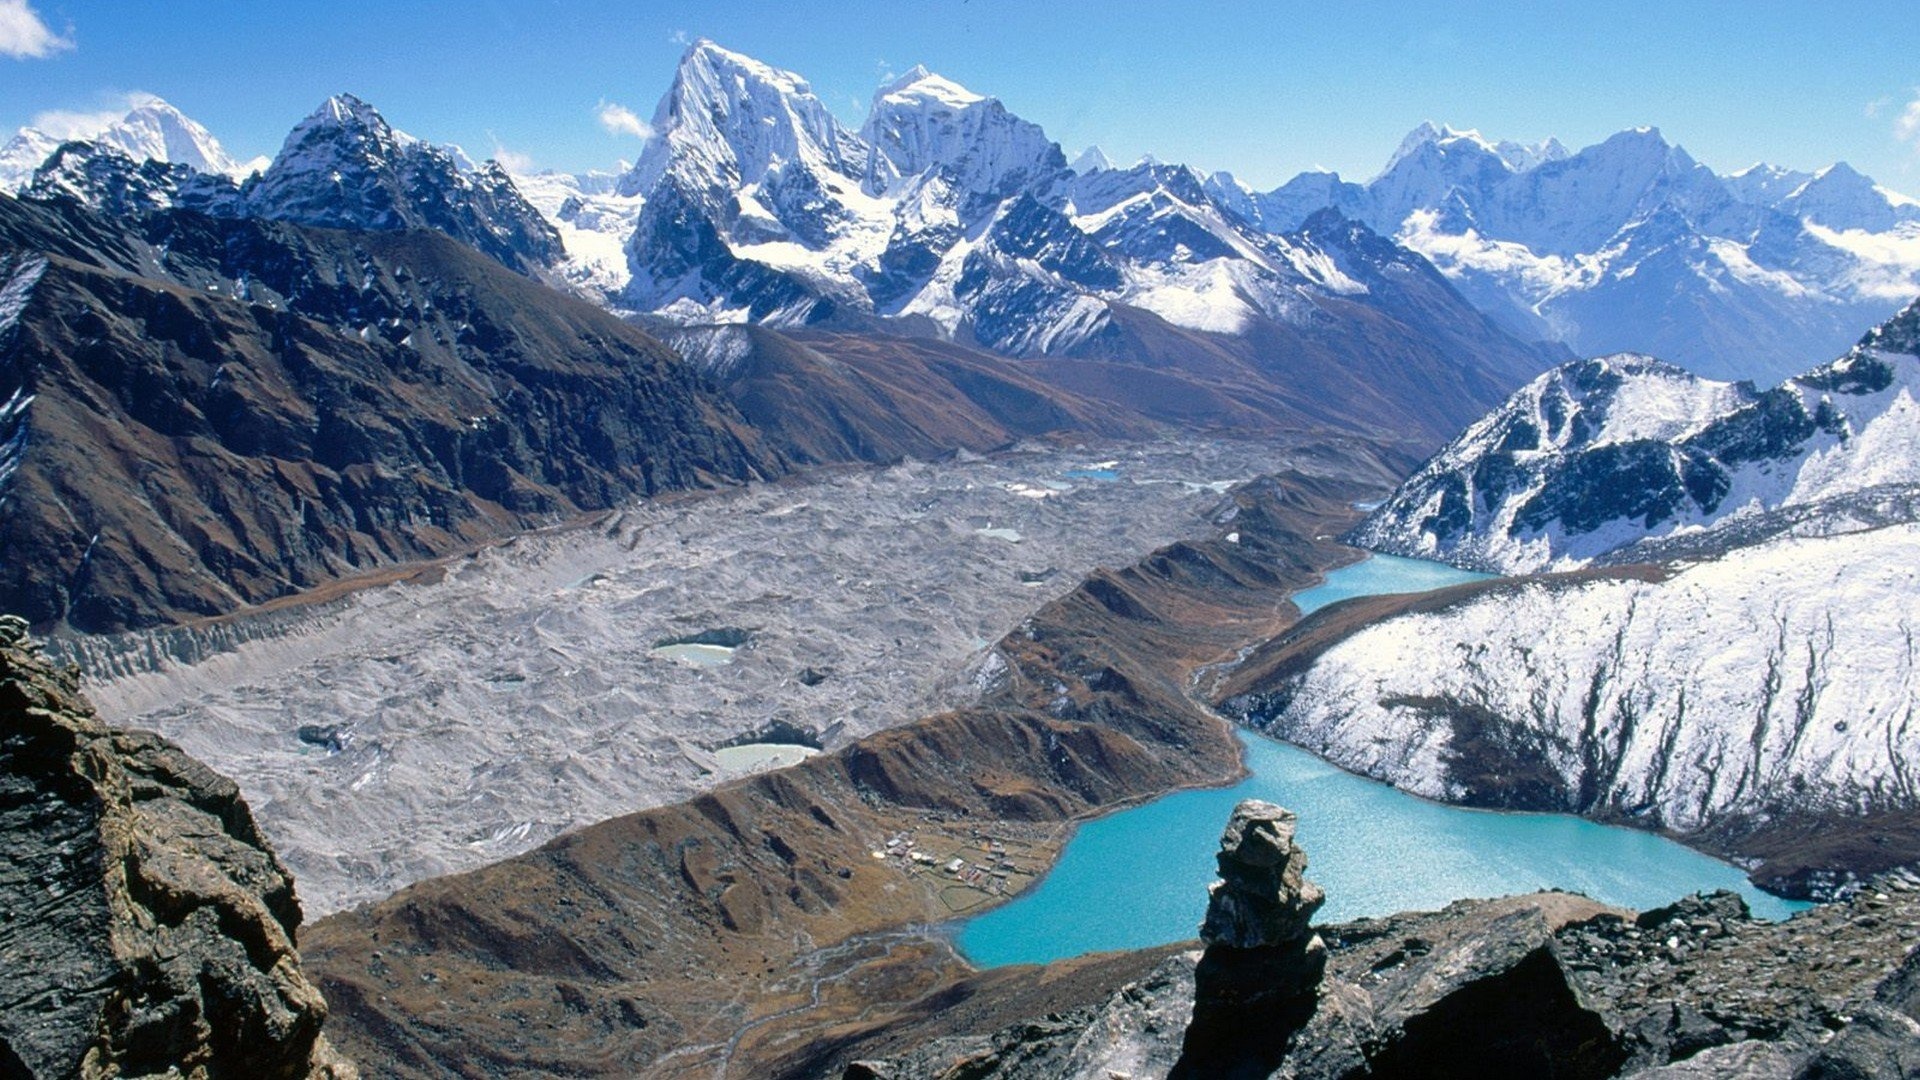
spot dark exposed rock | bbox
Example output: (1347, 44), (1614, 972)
(0, 624), (352, 1078)
(25, 140), (243, 219)
(241, 95), (563, 276)
(846, 868), (1920, 1080)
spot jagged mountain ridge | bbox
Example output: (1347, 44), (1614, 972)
(1211, 122), (1920, 383)
(1350, 297), (1920, 573)
(14, 94), (564, 276)
(552, 39), (1561, 440)
(596, 41), (1450, 348)
(6, 54), (1560, 442)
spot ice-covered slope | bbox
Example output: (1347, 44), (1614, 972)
(1228, 122), (1920, 384)
(507, 168), (641, 302)
(1235, 521), (1920, 895)
(860, 65), (1064, 199)
(1351, 298), (1920, 572)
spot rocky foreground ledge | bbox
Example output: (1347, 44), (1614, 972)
(0, 618), (352, 1078)
(849, 799), (1920, 1079)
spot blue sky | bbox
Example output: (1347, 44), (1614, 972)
(3, 0), (1917, 189)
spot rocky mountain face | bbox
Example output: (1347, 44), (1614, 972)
(1351, 298), (1920, 573)
(546, 41), (1561, 442)
(845, 802), (1920, 1080)
(0, 618), (353, 1078)
(0, 193), (775, 632)
(662, 323), (1165, 463)
(1177, 800), (1328, 1078)
(240, 95), (565, 274)
(13, 94), (564, 277)
(1213, 122), (1920, 383)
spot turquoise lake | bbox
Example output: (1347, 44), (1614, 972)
(1288, 551), (1497, 616)
(956, 554), (1809, 968)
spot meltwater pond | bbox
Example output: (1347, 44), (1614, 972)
(957, 552), (1809, 968)
(1289, 551), (1497, 616)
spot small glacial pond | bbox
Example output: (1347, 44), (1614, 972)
(652, 643), (737, 667)
(713, 743), (818, 772)
(956, 552), (1810, 968)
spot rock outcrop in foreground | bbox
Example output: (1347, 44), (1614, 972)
(848, 802), (1920, 1080)
(0, 617), (351, 1078)
(1176, 800), (1327, 1077)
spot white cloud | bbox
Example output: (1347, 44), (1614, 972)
(487, 133), (534, 173)
(1897, 92), (1920, 151)
(28, 91), (156, 139)
(596, 100), (651, 140)
(667, 28), (688, 46)
(0, 0), (71, 60)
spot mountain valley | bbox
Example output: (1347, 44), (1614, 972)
(2, 22), (1919, 1080)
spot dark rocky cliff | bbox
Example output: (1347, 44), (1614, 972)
(0, 195), (777, 631)
(0, 616), (353, 1078)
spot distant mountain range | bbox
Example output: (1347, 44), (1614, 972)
(7, 45), (1918, 630)
(3, 54), (1563, 448)
(1208, 122), (1920, 384)
(5, 47), (1916, 392)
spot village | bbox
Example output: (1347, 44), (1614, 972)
(870, 821), (1056, 914)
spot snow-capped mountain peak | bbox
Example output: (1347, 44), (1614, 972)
(1379, 120), (1453, 176)
(859, 63), (1062, 199)
(1378, 121), (1565, 181)
(0, 128), (63, 193)
(1352, 297), (1920, 572)
(619, 38), (868, 199)
(0, 96), (256, 192)
(1071, 145), (1116, 175)
(273, 93), (420, 169)
(1495, 135), (1570, 173)
(1725, 162), (1815, 205)
(106, 96), (257, 178)
(1779, 160), (1920, 233)
(240, 93), (563, 272)
(872, 64), (984, 108)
